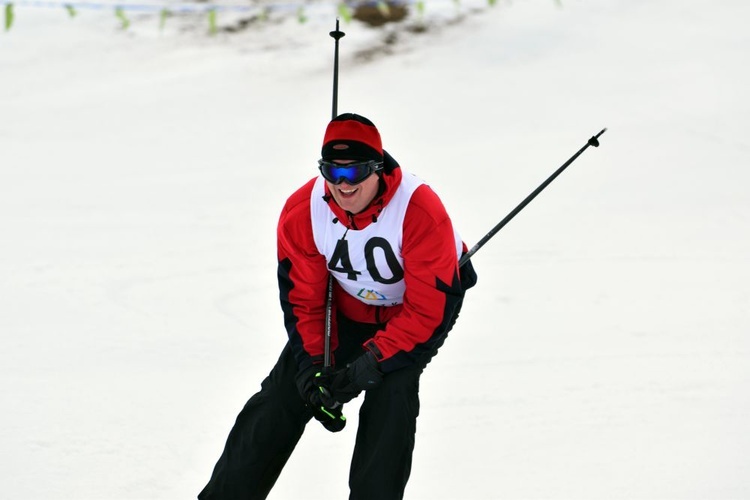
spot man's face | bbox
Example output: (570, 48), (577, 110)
(325, 159), (380, 214)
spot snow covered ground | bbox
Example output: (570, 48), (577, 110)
(2, 0), (749, 498)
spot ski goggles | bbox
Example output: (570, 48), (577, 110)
(318, 159), (384, 185)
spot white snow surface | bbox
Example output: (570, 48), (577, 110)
(2, 1), (750, 498)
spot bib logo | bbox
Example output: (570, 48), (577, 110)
(357, 289), (388, 301)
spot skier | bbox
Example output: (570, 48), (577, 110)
(198, 113), (477, 500)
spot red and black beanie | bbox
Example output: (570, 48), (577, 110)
(321, 113), (384, 163)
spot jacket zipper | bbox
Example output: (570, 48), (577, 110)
(347, 212), (358, 230)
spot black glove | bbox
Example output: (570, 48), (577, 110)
(318, 351), (383, 406)
(295, 365), (321, 403)
(295, 365), (347, 433)
(310, 400), (347, 433)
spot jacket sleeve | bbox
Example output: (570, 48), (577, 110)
(363, 184), (476, 373)
(277, 179), (332, 371)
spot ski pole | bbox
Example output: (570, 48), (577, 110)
(459, 128), (607, 268)
(315, 20), (347, 433)
(329, 18), (345, 120)
(324, 18), (345, 371)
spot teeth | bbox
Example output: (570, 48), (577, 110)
(340, 188), (357, 194)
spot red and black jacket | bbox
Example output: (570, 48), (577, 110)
(277, 152), (477, 373)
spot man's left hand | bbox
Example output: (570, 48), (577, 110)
(316, 351), (383, 406)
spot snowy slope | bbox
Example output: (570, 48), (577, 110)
(1, 0), (749, 498)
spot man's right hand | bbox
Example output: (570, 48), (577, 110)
(295, 366), (347, 433)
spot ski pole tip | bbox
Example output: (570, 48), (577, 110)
(330, 18), (346, 39)
(588, 128), (607, 147)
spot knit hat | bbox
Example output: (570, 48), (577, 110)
(321, 113), (384, 163)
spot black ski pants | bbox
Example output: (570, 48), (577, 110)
(198, 315), (430, 500)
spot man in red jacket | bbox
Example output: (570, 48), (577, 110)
(199, 113), (477, 500)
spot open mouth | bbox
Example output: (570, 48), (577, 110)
(338, 187), (358, 197)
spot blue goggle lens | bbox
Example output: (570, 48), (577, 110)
(318, 160), (383, 185)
